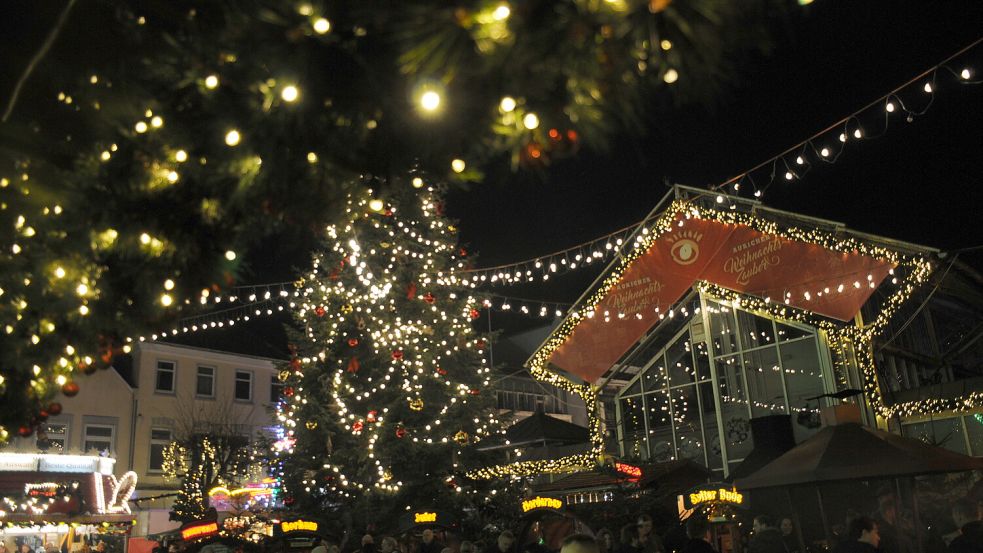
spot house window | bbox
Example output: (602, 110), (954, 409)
(156, 360), (176, 393)
(234, 370), (253, 402)
(196, 366), (216, 398)
(44, 422), (69, 451)
(83, 424), (115, 455)
(148, 428), (173, 473)
(271, 375), (284, 403)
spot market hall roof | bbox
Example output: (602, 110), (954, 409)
(529, 185), (937, 385)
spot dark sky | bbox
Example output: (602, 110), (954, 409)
(3, 1), (981, 357)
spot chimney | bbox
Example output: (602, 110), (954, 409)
(820, 403), (862, 426)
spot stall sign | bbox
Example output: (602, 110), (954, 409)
(414, 512), (438, 524)
(521, 496), (563, 513)
(681, 487), (743, 510)
(615, 463), (642, 481)
(281, 520), (319, 533)
(182, 521), (220, 541)
(25, 482), (60, 497)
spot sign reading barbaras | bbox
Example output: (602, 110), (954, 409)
(550, 215), (894, 382)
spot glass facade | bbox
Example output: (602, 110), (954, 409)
(616, 292), (833, 475)
(902, 414), (983, 456)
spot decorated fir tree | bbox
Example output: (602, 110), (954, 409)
(274, 177), (506, 524)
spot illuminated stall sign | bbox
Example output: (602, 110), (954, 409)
(680, 486), (744, 511)
(281, 520), (319, 533)
(414, 512), (438, 524)
(615, 463), (642, 481)
(182, 521), (220, 541)
(521, 496), (563, 513)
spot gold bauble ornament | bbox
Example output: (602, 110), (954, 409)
(383, 469), (393, 481)
(409, 398), (425, 411)
(453, 430), (470, 445)
(305, 420), (318, 430)
(278, 370), (291, 382)
(340, 304), (354, 314)
(380, 242), (391, 249)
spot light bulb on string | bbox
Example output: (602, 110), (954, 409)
(313, 18), (331, 34)
(281, 85), (299, 103)
(499, 96), (516, 112)
(961, 68), (971, 80)
(205, 75), (219, 89)
(522, 113), (539, 130)
(225, 129), (241, 146)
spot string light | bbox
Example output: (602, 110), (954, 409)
(225, 129), (241, 146)
(313, 17), (331, 34)
(281, 85), (299, 102)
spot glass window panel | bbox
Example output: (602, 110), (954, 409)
(965, 415), (983, 456)
(743, 346), (786, 417)
(905, 418), (968, 455)
(151, 429), (171, 440)
(716, 369), (753, 463)
(624, 377), (643, 396)
(667, 334), (696, 388)
(780, 338), (828, 442)
(671, 385), (705, 464)
(644, 390), (674, 462)
(698, 382), (723, 470)
(196, 366), (215, 397)
(156, 361), (175, 392)
(620, 397), (647, 458)
(84, 425), (114, 454)
(708, 302), (740, 357)
(642, 354), (667, 392)
(271, 375), (284, 403)
(776, 321), (812, 342)
(234, 370), (252, 401)
(149, 428), (172, 472)
(693, 340), (712, 382)
(45, 423), (68, 451)
(737, 310), (776, 350)
(86, 426), (112, 437)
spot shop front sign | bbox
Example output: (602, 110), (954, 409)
(521, 496), (563, 513)
(182, 521), (220, 541)
(281, 520), (319, 533)
(414, 512), (437, 524)
(680, 486), (744, 510)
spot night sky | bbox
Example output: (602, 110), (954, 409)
(2, 1), (980, 357)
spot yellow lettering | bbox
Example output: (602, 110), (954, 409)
(282, 520), (318, 533)
(181, 522), (218, 540)
(414, 512), (437, 523)
(522, 497), (563, 512)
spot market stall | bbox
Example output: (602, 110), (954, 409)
(265, 518), (335, 552)
(676, 484), (747, 553)
(0, 453), (137, 553)
(516, 496), (592, 552)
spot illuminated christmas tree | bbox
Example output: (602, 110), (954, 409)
(274, 177), (505, 521)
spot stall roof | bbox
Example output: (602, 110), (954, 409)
(534, 459), (709, 494)
(734, 422), (983, 490)
(505, 410), (591, 446)
(528, 185), (938, 385)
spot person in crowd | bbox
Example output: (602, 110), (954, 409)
(380, 538), (399, 553)
(780, 518), (799, 553)
(362, 535), (378, 553)
(19, 543), (33, 553)
(637, 515), (665, 553)
(948, 498), (983, 553)
(420, 530), (443, 553)
(618, 524), (641, 553)
(748, 516), (786, 553)
(311, 538), (329, 553)
(834, 516), (880, 553)
(874, 492), (914, 553)
(484, 532), (515, 553)
(595, 530), (615, 553)
(523, 522), (551, 553)
(680, 517), (716, 553)
(327, 545), (341, 553)
(460, 542), (475, 553)
(560, 535), (599, 553)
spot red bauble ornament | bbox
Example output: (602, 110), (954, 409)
(18, 426), (34, 438)
(347, 357), (360, 373)
(392, 350), (404, 361)
(475, 339), (487, 349)
(469, 388), (481, 396)
(406, 282), (417, 300)
(423, 292), (435, 304)
(348, 338), (359, 347)
(37, 410), (49, 421)
(352, 421), (364, 433)
(459, 248), (468, 257)
(290, 358), (302, 370)
(284, 386), (295, 397)
(47, 402), (62, 415)
(385, 209), (393, 217)
(435, 202), (445, 215)
(395, 426), (407, 438)
(436, 367), (447, 376)
(314, 306), (326, 317)
(62, 381), (80, 397)
(367, 410), (378, 423)
(470, 308), (480, 319)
